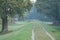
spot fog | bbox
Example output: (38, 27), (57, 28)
(24, 5), (50, 21)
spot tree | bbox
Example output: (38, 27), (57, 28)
(0, 0), (32, 33)
(36, 0), (60, 24)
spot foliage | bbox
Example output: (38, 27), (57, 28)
(0, 0), (32, 17)
(36, 0), (60, 21)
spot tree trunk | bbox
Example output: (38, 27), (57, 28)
(22, 16), (24, 21)
(1, 16), (8, 33)
(52, 17), (59, 25)
(1, 0), (8, 33)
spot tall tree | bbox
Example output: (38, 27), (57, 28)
(0, 0), (32, 32)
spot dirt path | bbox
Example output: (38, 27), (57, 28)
(31, 20), (55, 40)
(42, 26), (55, 40)
(34, 27), (51, 40)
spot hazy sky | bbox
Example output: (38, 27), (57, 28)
(30, 0), (37, 3)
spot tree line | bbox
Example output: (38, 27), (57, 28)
(36, 0), (60, 25)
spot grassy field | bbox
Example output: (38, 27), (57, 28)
(0, 20), (60, 40)
(0, 21), (33, 40)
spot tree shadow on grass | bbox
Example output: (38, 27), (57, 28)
(0, 31), (13, 35)
(0, 26), (24, 35)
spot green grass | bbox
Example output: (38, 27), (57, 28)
(0, 20), (60, 40)
(39, 21), (60, 40)
(0, 21), (33, 40)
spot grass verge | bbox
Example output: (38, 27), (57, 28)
(39, 21), (60, 40)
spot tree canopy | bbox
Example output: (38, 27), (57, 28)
(36, 0), (60, 24)
(0, 0), (32, 17)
